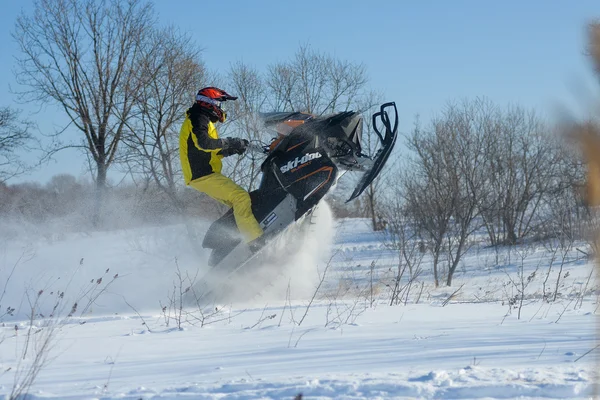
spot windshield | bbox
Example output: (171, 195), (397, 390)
(260, 112), (314, 136)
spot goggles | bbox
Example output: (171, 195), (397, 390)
(196, 94), (223, 108)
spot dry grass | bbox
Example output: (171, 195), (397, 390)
(579, 128), (600, 397)
(574, 20), (600, 398)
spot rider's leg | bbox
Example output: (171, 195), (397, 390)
(189, 173), (263, 243)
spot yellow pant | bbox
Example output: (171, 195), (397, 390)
(189, 173), (263, 242)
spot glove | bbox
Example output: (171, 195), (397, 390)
(219, 137), (248, 156)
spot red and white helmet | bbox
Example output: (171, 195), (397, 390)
(196, 87), (238, 122)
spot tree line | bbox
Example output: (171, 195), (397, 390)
(382, 98), (588, 287)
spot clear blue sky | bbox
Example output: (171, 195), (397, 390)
(0, 0), (598, 184)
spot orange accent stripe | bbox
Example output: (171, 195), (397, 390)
(286, 140), (310, 152)
(284, 120), (306, 128)
(269, 135), (285, 151)
(292, 166), (334, 199)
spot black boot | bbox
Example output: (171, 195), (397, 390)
(248, 235), (267, 253)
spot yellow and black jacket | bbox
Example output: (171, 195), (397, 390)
(179, 104), (226, 184)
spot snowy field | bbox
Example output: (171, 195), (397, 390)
(0, 204), (599, 399)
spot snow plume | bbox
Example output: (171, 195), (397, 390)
(0, 200), (335, 321)
(209, 201), (336, 307)
(256, 201), (336, 303)
(0, 214), (215, 321)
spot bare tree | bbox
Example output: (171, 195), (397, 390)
(323, 54), (369, 114)
(45, 173), (87, 217)
(119, 26), (205, 203)
(0, 107), (34, 183)
(540, 138), (588, 241)
(441, 99), (496, 286)
(293, 45), (327, 114)
(265, 63), (296, 112)
(223, 61), (268, 190)
(13, 0), (154, 223)
(403, 118), (455, 287)
(381, 188), (424, 305)
(265, 44), (368, 115)
(404, 99), (494, 286)
(480, 106), (558, 245)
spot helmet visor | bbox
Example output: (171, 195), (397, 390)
(196, 94), (222, 108)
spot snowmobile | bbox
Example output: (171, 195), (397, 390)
(194, 102), (398, 303)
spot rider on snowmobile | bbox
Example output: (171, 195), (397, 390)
(179, 87), (264, 245)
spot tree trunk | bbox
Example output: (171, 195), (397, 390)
(93, 161), (108, 227)
(366, 185), (378, 231)
(446, 257), (455, 287)
(506, 222), (518, 245)
(446, 234), (467, 286)
(432, 249), (440, 288)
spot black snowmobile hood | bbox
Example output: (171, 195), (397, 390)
(258, 103), (398, 203)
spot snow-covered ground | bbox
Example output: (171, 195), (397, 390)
(0, 204), (599, 399)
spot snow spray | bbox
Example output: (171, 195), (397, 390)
(227, 201), (336, 305)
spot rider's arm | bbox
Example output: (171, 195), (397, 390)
(191, 112), (225, 150)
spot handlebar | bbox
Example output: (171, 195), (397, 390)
(246, 142), (269, 154)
